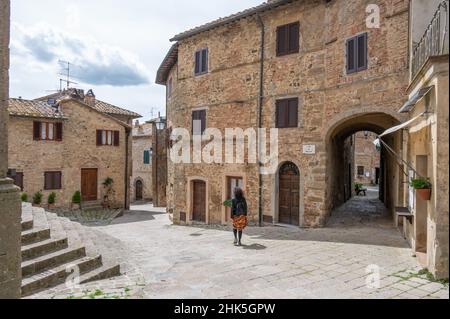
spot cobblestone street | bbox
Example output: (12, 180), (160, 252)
(30, 192), (449, 299)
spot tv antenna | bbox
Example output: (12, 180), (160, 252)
(58, 60), (78, 90)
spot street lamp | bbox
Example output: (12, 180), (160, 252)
(155, 117), (166, 130)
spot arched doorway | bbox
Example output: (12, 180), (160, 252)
(278, 162), (300, 226)
(135, 180), (143, 201)
(192, 180), (206, 222)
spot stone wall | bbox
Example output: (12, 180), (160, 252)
(8, 99), (130, 209)
(354, 132), (381, 185)
(131, 123), (153, 202)
(166, 0), (410, 227)
(152, 123), (167, 208)
(0, 0), (21, 299)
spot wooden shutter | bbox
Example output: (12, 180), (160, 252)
(201, 49), (208, 73)
(195, 51), (201, 75)
(33, 121), (41, 140)
(96, 130), (103, 146)
(44, 172), (51, 190)
(55, 172), (62, 189)
(288, 98), (299, 128)
(16, 172), (24, 191)
(277, 25), (288, 56)
(276, 100), (288, 128)
(288, 22), (300, 53)
(346, 37), (357, 74)
(199, 110), (206, 134)
(113, 131), (120, 146)
(55, 123), (63, 141)
(357, 33), (368, 71)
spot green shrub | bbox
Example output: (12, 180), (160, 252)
(410, 177), (432, 190)
(48, 192), (56, 205)
(72, 191), (81, 204)
(21, 193), (28, 202)
(223, 199), (232, 207)
(32, 192), (43, 205)
(354, 183), (364, 191)
(102, 177), (114, 187)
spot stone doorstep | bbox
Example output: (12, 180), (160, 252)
(21, 228), (51, 246)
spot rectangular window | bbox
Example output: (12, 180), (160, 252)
(357, 166), (365, 176)
(97, 130), (120, 146)
(44, 171), (62, 190)
(144, 150), (151, 164)
(33, 121), (63, 141)
(346, 33), (368, 74)
(276, 22), (300, 56)
(7, 169), (24, 191)
(192, 110), (206, 135)
(195, 48), (208, 75)
(276, 98), (299, 128)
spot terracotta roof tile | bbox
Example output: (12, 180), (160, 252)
(8, 98), (66, 119)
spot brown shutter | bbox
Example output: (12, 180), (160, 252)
(200, 110), (206, 134)
(276, 100), (288, 128)
(277, 25), (288, 56)
(288, 22), (300, 53)
(346, 37), (357, 74)
(55, 123), (63, 141)
(195, 51), (201, 75)
(55, 172), (62, 189)
(114, 131), (120, 146)
(357, 33), (368, 71)
(33, 121), (41, 140)
(44, 172), (51, 190)
(201, 49), (208, 73)
(288, 98), (299, 128)
(96, 130), (103, 146)
(16, 172), (24, 191)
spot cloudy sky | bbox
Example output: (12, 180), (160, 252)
(10, 0), (262, 121)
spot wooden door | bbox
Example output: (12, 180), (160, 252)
(192, 181), (206, 222)
(81, 169), (98, 201)
(135, 180), (143, 201)
(226, 177), (244, 222)
(279, 163), (300, 226)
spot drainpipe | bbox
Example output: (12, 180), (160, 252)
(256, 14), (265, 227)
(124, 127), (130, 210)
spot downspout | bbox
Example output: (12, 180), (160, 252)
(256, 14), (265, 227)
(124, 127), (130, 210)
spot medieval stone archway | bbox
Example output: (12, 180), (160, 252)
(324, 111), (405, 222)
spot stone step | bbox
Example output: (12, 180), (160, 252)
(21, 228), (51, 245)
(21, 237), (69, 261)
(79, 264), (121, 285)
(21, 219), (34, 231)
(22, 246), (86, 278)
(21, 255), (103, 297)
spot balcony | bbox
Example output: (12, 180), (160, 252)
(411, 0), (449, 79)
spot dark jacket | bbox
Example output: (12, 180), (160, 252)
(232, 197), (248, 217)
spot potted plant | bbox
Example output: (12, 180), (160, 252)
(47, 192), (56, 209)
(410, 177), (432, 201)
(72, 191), (81, 210)
(21, 192), (28, 203)
(102, 177), (114, 208)
(32, 191), (43, 207)
(223, 199), (232, 208)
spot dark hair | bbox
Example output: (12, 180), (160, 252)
(234, 188), (244, 200)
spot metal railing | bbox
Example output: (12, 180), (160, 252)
(411, 0), (449, 78)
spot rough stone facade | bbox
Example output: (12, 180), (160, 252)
(0, 0), (22, 299)
(160, 0), (410, 227)
(354, 132), (380, 185)
(151, 122), (168, 208)
(7, 98), (132, 209)
(130, 121), (153, 202)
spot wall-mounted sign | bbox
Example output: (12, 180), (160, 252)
(303, 144), (316, 155)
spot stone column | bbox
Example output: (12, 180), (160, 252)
(0, 0), (22, 299)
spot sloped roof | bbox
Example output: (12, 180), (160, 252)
(155, 43), (178, 85)
(36, 90), (141, 119)
(8, 98), (67, 119)
(170, 0), (297, 42)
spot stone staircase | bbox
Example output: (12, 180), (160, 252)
(20, 204), (121, 297)
(81, 200), (104, 211)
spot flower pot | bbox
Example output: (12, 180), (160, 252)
(416, 188), (432, 201)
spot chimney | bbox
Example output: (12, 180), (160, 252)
(134, 120), (140, 127)
(84, 89), (96, 107)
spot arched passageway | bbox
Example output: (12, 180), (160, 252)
(325, 112), (405, 225)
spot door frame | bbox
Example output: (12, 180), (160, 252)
(272, 161), (304, 227)
(221, 173), (247, 225)
(81, 168), (98, 202)
(135, 179), (144, 201)
(187, 176), (209, 224)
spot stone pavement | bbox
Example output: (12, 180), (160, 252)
(28, 199), (449, 299)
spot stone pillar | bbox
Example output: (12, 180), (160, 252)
(151, 123), (168, 208)
(0, 0), (22, 299)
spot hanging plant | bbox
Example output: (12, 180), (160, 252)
(410, 177), (432, 201)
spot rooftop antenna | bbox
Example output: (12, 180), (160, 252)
(58, 60), (78, 90)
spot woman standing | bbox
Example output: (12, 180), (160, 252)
(231, 188), (248, 246)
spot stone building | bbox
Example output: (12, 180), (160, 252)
(7, 89), (141, 210)
(393, 0), (448, 279)
(157, 0), (411, 227)
(149, 115), (168, 208)
(130, 120), (153, 202)
(0, 0), (22, 299)
(354, 131), (380, 185)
